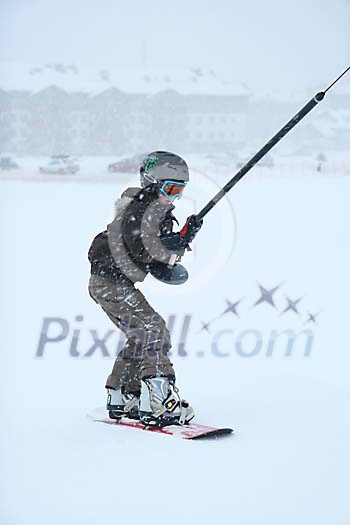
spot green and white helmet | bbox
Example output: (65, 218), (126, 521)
(140, 151), (189, 188)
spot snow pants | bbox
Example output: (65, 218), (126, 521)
(88, 274), (175, 394)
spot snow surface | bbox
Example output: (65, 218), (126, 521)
(1, 160), (350, 525)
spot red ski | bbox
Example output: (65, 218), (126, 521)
(88, 408), (233, 440)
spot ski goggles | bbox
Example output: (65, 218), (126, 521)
(159, 180), (187, 201)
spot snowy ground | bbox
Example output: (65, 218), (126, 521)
(1, 152), (350, 183)
(1, 159), (350, 525)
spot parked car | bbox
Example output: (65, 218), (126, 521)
(108, 153), (146, 173)
(203, 152), (236, 166)
(39, 155), (80, 175)
(0, 156), (19, 170)
(235, 152), (274, 169)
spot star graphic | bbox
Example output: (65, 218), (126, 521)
(197, 320), (213, 334)
(279, 295), (305, 316)
(251, 282), (284, 309)
(219, 297), (244, 318)
(304, 311), (321, 325)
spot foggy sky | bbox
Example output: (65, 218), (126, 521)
(0, 0), (348, 93)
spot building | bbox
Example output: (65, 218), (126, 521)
(0, 65), (250, 156)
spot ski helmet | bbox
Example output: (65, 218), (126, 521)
(140, 151), (189, 188)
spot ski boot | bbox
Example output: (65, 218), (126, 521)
(106, 388), (140, 420)
(139, 376), (195, 427)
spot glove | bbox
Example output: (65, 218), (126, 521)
(160, 233), (187, 256)
(179, 215), (203, 244)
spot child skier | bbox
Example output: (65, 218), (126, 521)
(88, 151), (202, 427)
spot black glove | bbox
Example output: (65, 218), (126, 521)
(179, 215), (203, 244)
(160, 233), (187, 256)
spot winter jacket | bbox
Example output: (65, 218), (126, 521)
(88, 186), (187, 283)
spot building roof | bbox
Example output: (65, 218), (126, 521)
(0, 62), (250, 97)
(311, 108), (350, 139)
